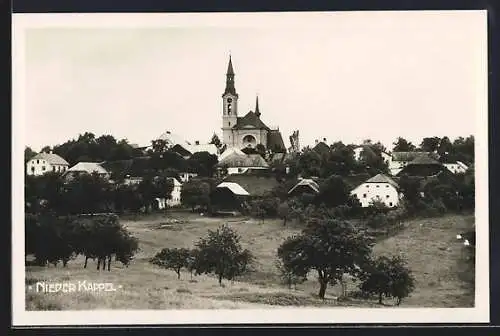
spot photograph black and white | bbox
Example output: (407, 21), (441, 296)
(12, 11), (489, 325)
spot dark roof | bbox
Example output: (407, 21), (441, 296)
(171, 144), (192, 157)
(312, 142), (330, 156)
(234, 111), (270, 130)
(391, 151), (439, 162)
(227, 55), (234, 76)
(223, 174), (280, 197)
(267, 130), (286, 153)
(288, 178), (320, 195)
(408, 155), (442, 165)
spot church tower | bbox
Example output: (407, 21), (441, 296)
(222, 55), (239, 146)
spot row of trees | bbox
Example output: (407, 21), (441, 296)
(26, 214), (139, 270)
(25, 172), (176, 215)
(151, 221), (415, 305)
(150, 225), (253, 285)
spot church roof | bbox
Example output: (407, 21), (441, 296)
(234, 111), (270, 130)
(267, 130), (286, 153)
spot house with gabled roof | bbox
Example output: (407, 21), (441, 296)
(388, 151), (440, 175)
(288, 178), (320, 197)
(396, 155), (450, 177)
(63, 162), (111, 181)
(220, 55), (287, 154)
(26, 152), (70, 176)
(350, 173), (401, 208)
(217, 151), (269, 175)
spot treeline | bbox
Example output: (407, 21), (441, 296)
(25, 171), (175, 215)
(26, 213), (139, 270)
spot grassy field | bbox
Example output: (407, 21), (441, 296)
(25, 212), (475, 310)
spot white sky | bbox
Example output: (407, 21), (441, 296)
(20, 11), (486, 152)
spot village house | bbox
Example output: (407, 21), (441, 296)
(63, 162), (110, 181)
(210, 171), (280, 213)
(396, 155), (450, 177)
(288, 178), (320, 197)
(217, 151), (269, 175)
(350, 173), (401, 208)
(26, 152), (69, 176)
(388, 151), (439, 175)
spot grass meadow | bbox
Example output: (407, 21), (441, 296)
(25, 212), (475, 310)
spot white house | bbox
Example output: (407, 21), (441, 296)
(166, 177), (182, 207)
(26, 152), (69, 176)
(63, 162), (111, 181)
(443, 161), (469, 174)
(350, 173), (401, 208)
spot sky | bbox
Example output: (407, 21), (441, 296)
(20, 11), (486, 152)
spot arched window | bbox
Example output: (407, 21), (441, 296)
(242, 135), (257, 148)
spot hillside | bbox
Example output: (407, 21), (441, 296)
(25, 212), (475, 310)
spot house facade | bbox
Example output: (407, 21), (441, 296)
(26, 152), (69, 176)
(350, 173), (400, 208)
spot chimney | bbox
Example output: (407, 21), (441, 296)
(323, 138), (326, 143)
(195, 140), (200, 145)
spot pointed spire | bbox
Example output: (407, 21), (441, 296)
(226, 54), (234, 76)
(223, 54), (237, 96)
(255, 95), (261, 117)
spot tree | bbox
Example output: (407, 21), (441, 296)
(277, 202), (291, 226)
(150, 248), (192, 279)
(63, 172), (114, 215)
(193, 224), (254, 285)
(420, 137), (441, 153)
(360, 255), (416, 305)
(209, 133), (222, 149)
(276, 259), (306, 290)
(181, 179), (211, 212)
(316, 175), (351, 207)
(437, 136), (454, 157)
(392, 137), (416, 152)
(186, 151), (218, 177)
(277, 218), (374, 299)
(25, 146), (37, 163)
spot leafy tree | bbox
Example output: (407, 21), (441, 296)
(25, 146), (37, 163)
(316, 175), (351, 207)
(277, 219), (374, 299)
(63, 172), (114, 215)
(181, 179), (211, 212)
(360, 255), (416, 305)
(209, 133), (222, 149)
(193, 224), (254, 285)
(186, 151), (218, 177)
(277, 201), (291, 226)
(275, 259), (307, 290)
(392, 137), (416, 152)
(420, 137), (441, 153)
(150, 248), (192, 279)
(437, 136), (454, 157)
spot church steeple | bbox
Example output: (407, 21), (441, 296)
(223, 54), (237, 96)
(255, 95), (261, 117)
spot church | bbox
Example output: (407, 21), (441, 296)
(221, 56), (286, 153)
